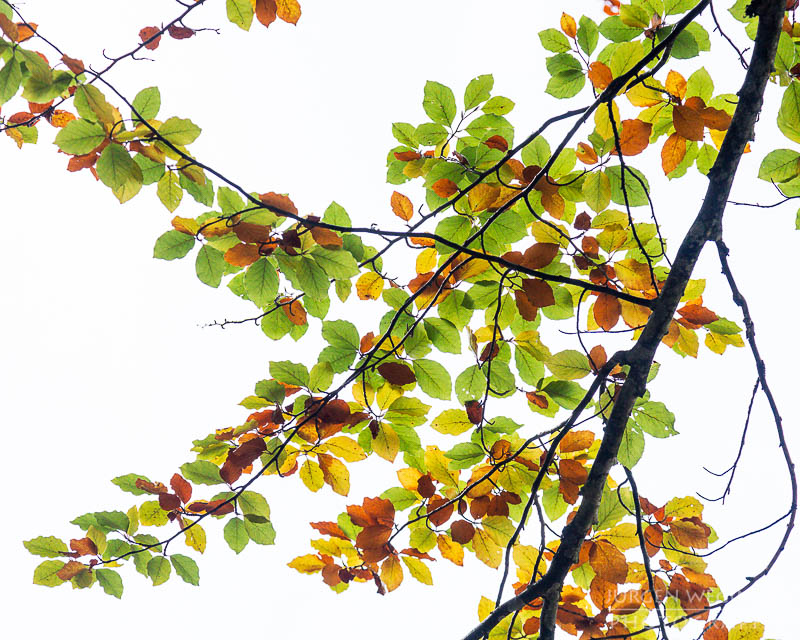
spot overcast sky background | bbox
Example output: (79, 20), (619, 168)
(1, 1), (797, 638)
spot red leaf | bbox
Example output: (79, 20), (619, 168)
(139, 26), (161, 50)
(465, 400), (484, 424)
(522, 243), (559, 270)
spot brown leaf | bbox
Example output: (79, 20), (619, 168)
(521, 278), (555, 307)
(139, 26), (161, 50)
(259, 192), (298, 216)
(661, 133), (686, 174)
(574, 212), (592, 230)
(310, 521), (350, 540)
(310, 226), (343, 249)
(255, 0), (278, 27)
(559, 459), (588, 485)
(484, 135), (508, 152)
(363, 496), (395, 527)
(69, 537), (98, 557)
(318, 398), (350, 424)
(582, 235), (600, 258)
(321, 562), (342, 586)
(465, 400), (483, 424)
(514, 289), (539, 321)
(135, 479), (167, 494)
(356, 525), (392, 550)
(56, 560), (87, 581)
(523, 243), (560, 270)
(588, 345), (607, 372)
(526, 392), (549, 409)
(427, 496), (454, 527)
(618, 119), (652, 156)
(594, 293), (621, 331)
(158, 492), (181, 512)
(234, 222), (272, 244)
(67, 152), (98, 172)
(589, 540), (628, 583)
(432, 178), (458, 198)
(390, 191), (414, 221)
(227, 437), (267, 469)
(276, 0), (302, 24)
(588, 62), (612, 90)
(0, 14), (18, 41)
(611, 589), (643, 614)
(224, 243), (260, 267)
(673, 104), (705, 142)
(61, 55), (85, 75)
(417, 474), (436, 499)
(703, 621), (728, 640)
(450, 520), (476, 544)
(701, 107), (731, 131)
(168, 25), (194, 39)
(377, 362), (416, 385)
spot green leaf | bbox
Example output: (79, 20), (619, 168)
(33, 560), (66, 587)
(158, 117), (202, 145)
(618, 422), (645, 468)
(596, 486), (634, 530)
(0, 55), (22, 104)
(392, 122), (418, 147)
(244, 518), (276, 545)
(147, 555), (171, 586)
(24, 536), (68, 558)
(634, 401), (678, 438)
(431, 408), (473, 436)
(195, 245), (225, 287)
(598, 16), (642, 42)
(423, 80), (457, 126)
(464, 74), (494, 109)
(156, 171), (183, 212)
(153, 230), (195, 260)
(423, 318), (461, 354)
(322, 201), (352, 227)
(758, 149), (800, 183)
(543, 380), (585, 410)
(322, 319), (359, 350)
(244, 257), (279, 308)
(546, 350), (591, 380)
(521, 136), (551, 167)
(444, 442), (485, 469)
(686, 67), (713, 102)
(96, 144), (142, 192)
(542, 484), (568, 520)
(482, 96), (514, 115)
(577, 16), (599, 55)
(311, 246), (358, 279)
(54, 119), (106, 155)
(455, 365), (487, 404)
(539, 28), (570, 53)
(607, 165), (650, 207)
(226, 0), (254, 30)
(180, 460), (223, 485)
(239, 490), (271, 520)
(224, 517), (249, 554)
(132, 86), (161, 121)
(413, 359), (452, 400)
(139, 501), (169, 527)
(380, 487), (418, 510)
(415, 122), (448, 145)
(111, 473), (153, 496)
(170, 554), (200, 586)
(582, 171), (611, 213)
(270, 360), (309, 387)
(95, 568), (123, 598)
(309, 361), (334, 392)
(514, 346), (544, 386)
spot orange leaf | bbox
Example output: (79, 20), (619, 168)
(521, 278), (555, 307)
(560, 12), (577, 38)
(618, 119), (652, 156)
(670, 518), (711, 549)
(432, 178), (458, 198)
(588, 62), (613, 90)
(468, 183), (500, 213)
(665, 70), (687, 100)
(702, 107), (732, 131)
(255, 0), (278, 27)
(0, 14), (18, 41)
(139, 26), (161, 50)
(576, 142), (598, 165)
(276, 0), (301, 24)
(224, 243), (260, 267)
(703, 621), (728, 640)
(356, 525), (392, 550)
(310, 226), (343, 249)
(69, 537), (98, 557)
(673, 104), (705, 141)
(170, 473), (192, 504)
(589, 540), (628, 583)
(390, 191), (414, 221)
(281, 297), (307, 326)
(484, 135), (508, 152)
(234, 222), (272, 244)
(16, 22), (36, 42)
(611, 590), (643, 614)
(589, 576), (617, 609)
(594, 293), (621, 331)
(310, 521), (350, 540)
(661, 133), (686, 174)
(559, 459), (588, 485)
(259, 192), (298, 216)
(643, 523), (663, 557)
(588, 345), (607, 371)
(377, 362), (416, 385)
(678, 304), (718, 325)
(61, 55), (85, 75)
(526, 392), (548, 409)
(558, 430), (594, 453)
(49, 110), (76, 128)
(67, 152), (97, 172)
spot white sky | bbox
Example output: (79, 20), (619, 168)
(1, 1), (797, 638)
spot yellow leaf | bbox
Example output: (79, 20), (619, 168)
(172, 216), (200, 235)
(300, 458), (324, 492)
(373, 423), (400, 462)
(620, 299), (651, 328)
(598, 523), (640, 550)
(276, 0), (301, 24)
(279, 450), (300, 474)
(320, 436), (367, 462)
(351, 382), (375, 407)
(665, 70), (687, 100)
(184, 523), (207, 553)
(318, 453), (350, 496)
(376, 383), (403, 410)
(416, 247), (438, 274)
(626, 79), (665, 107)
(614, 259), (653, 291)
(397, 467), (422, 491)
(390, 191), (414, 221)
(401, 556), (433, 585)
(288, 554), (327, 574)
(478, 595), (494, 621)
(730, 622), (765, 640)
(424, 446), (460, 487)
(381, 554), (404, 591)
(594, 100), (621, 139)
(437, 534), (464, 566)
(513, 544), (544, 582)
(431, 409), (473, 435)
(665, 496), (703, 519)
(676, 324), (699, 358)
(472, 528), (502, 569)
(356, 272), (384, 300)
(468, 183), (500, 213)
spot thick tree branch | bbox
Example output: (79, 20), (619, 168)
(461, 1), (785, 638)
